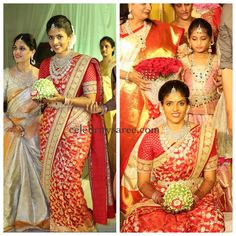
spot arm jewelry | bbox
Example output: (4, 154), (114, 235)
(151, 190), (162, 204)
(125, 71), (130, 82)
(194, 179), (215, 200)
(64, 97), (72, 106)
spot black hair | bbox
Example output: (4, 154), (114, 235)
(158, 80), (190, 105)
(100, 36), (115, 56)
(120, 4), (155, 25)
(46, 15), (73, 36)
(13, 33), (37, 51)
(188, 18), (212, 38)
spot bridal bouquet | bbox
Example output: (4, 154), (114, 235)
(31, 79), (58, 99)
(134, 57), (183, 105)
(163, 182), (194, 213)
(134, 57), (182, 81)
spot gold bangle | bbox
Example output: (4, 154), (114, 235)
(64, 97), (72, 106)
(125, 71), (130, 82)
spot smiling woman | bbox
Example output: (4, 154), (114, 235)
(37, 15), (114, 232)
(121, 80), (225, 232)
(4, 33), (49, 232)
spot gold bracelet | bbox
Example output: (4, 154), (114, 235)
(64, 97), (72, 106)
(125, 71), (130, 82)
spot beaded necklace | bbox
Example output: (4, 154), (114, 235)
(122, 20), (150, 50)
(12, 67), (35, 88)
(189, 53), (213, 84)
(50, 51), (74, 80)
(160, 122), (193, 159)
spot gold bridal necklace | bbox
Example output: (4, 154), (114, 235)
(50, 51), (74, 80)
(159, 122), (193, 159)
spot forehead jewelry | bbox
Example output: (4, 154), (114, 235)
(51, 23), (56, 30)
(196, 25), (203, 34)
(170, 86), (177, 95)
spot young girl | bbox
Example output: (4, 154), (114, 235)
(181, 18), (220, 125)
(181, 18), (232, 212)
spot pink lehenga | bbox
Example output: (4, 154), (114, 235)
(181, 54), (232, 212)
(39, 54), (114, 232)
(121, 125), (225, 232)
(4, 68), (49, 232)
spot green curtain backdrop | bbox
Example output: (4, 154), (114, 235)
(4, 3), (116, 68)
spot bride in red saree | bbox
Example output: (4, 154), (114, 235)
(119, 4), (184, 213)
(38, 15), (114, 232)
(121, 80), (224, 232)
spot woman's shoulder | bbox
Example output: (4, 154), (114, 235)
(141, 128), (160, 143)
(40, 57), (51, 67)
(32, 66), (39, 78)
(153, 20), (184, 32)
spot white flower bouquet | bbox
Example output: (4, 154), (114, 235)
(163, 182), (194, 213)
(31, 79), (58, 100)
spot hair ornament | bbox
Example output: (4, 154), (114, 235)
(51, 23), (56, 30)
(196, 25), (203, 34)
(171, 86), (177, 95)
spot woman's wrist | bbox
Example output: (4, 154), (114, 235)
(193, 194), (200, 203)
(125, 71), (130, 82)
(64, 97), (72, 106)
(151, 191), (162, 204)
(99, 104), (108, 115)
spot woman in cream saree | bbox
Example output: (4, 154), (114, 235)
(4, 33), (49, 232)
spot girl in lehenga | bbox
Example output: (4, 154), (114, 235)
(38, 15), (114, 232)
(119, 3), (184, 213)
(4, 33), (49, 232)
(121, 80), (224, 232)
(181, 18), (232, 212)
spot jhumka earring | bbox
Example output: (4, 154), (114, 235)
(208, 41), (214, 53)
(185, 106), (190, 121)
(128, 10), (133, 19)
(50, 48), (54, 52)
(30, 57), (36, 65)
(188, 43), (193, 54)
(160, 107), (166, 123)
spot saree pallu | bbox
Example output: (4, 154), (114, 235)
(120, 20), (184, 213)
(4, 68), (49, 232)
(121, 125), (225, 232)
(39, 55), (114, 232)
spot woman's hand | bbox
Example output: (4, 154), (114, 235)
(128, 71), (152, 91)
(214, 70), (223, 93)
(86, 102), (103, 114)
(44, 93), (65, 104)
(10, 124), (25, 137)
(152, 191), (164, 205)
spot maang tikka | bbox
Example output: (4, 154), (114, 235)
(196, 25), (203, 34)
(171, 86), (177, 95)
(51, 23), (56, 30)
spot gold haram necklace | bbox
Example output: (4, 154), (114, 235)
(49, 51), (74, 80)
(159, 122), (193, 159)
